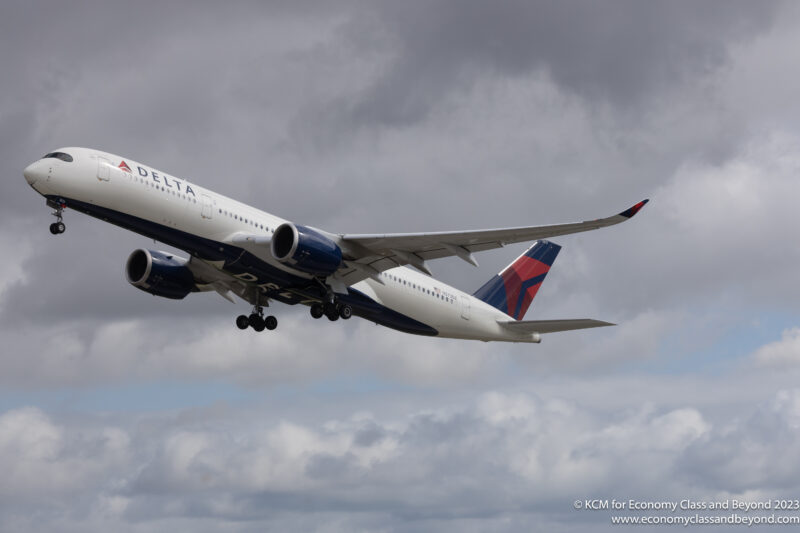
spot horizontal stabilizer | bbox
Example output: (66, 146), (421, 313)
(497, 318), (615, 334)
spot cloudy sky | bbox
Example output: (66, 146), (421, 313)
(2, 0), (800, 531)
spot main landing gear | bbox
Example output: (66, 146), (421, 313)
(310, 301), (352, 322)
(308, 278), (353, 322)
(236, 305), (277, 332)
(48, 200), (66, 235)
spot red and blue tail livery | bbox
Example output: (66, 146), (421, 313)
(472, 240), (561, 320)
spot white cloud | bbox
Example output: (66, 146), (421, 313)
(0, 408), (129, 502)
(753, 327), (800, 368)
(678, 388), (800, 494)
(2, 387), (800, 531)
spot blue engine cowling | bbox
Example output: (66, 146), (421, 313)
(271, 222), (342, 276)
(125, 249), (195, 300)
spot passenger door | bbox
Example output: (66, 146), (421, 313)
(96, 157), (111, 181)
(200, 194), (213, 219)
(460, 295), (471, 320)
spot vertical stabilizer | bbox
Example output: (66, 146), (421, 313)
(472, 240), (561, 320)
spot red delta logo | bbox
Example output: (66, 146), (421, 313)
(118, 160), (132, 173)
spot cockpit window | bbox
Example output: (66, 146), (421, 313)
(43, 152), (73, 162)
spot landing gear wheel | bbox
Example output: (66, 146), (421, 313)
(338, 305), (352, 320)
(310, 303), (324, 319)
(249, 313), (265, 332)
(236, 315), (250, 330)
(325, 308), (339, 321)
(48, 199), (66, 235)
(264, 315), (278, 330)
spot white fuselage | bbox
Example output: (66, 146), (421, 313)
(24, 147), (537, 342)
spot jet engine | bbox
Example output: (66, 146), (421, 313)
(271, 222), (342, 276)
(125, 249), (195, 300)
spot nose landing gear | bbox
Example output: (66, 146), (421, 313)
(47, 199), (66, 234)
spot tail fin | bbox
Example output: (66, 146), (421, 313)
(472, 240), (561, 320)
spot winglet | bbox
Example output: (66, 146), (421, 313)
(618, 199), (649, 219)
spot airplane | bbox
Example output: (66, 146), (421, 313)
(23, 147), (647, 343)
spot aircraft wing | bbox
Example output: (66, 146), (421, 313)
(497, 318), (615, 334)
(332, 199), (648, 287)
(186, 255), (261, 306)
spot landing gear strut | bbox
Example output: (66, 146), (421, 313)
(309, 278), (353, 323)
(236, 305), (277, 332)
(48, 199), (66, 235)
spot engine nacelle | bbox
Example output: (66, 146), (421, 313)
(271, 222), (342, 276)
(125, 249), (195, 300)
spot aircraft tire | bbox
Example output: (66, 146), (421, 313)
(55, 221), (65, 234)
(49, 223), (59, 234)
(265, 315), (278, 330)
(310, 303), (324, 319)
(249, 314), (265, 332)
(339, 305), (352, 320)
(325, 308), (339, 321)
(236, 315), (250, 330)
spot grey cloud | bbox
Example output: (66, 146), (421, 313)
(345, 0), (780, 127)
(0, 311), (501, 389)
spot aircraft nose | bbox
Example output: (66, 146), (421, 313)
(23, 161), (45, 185)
